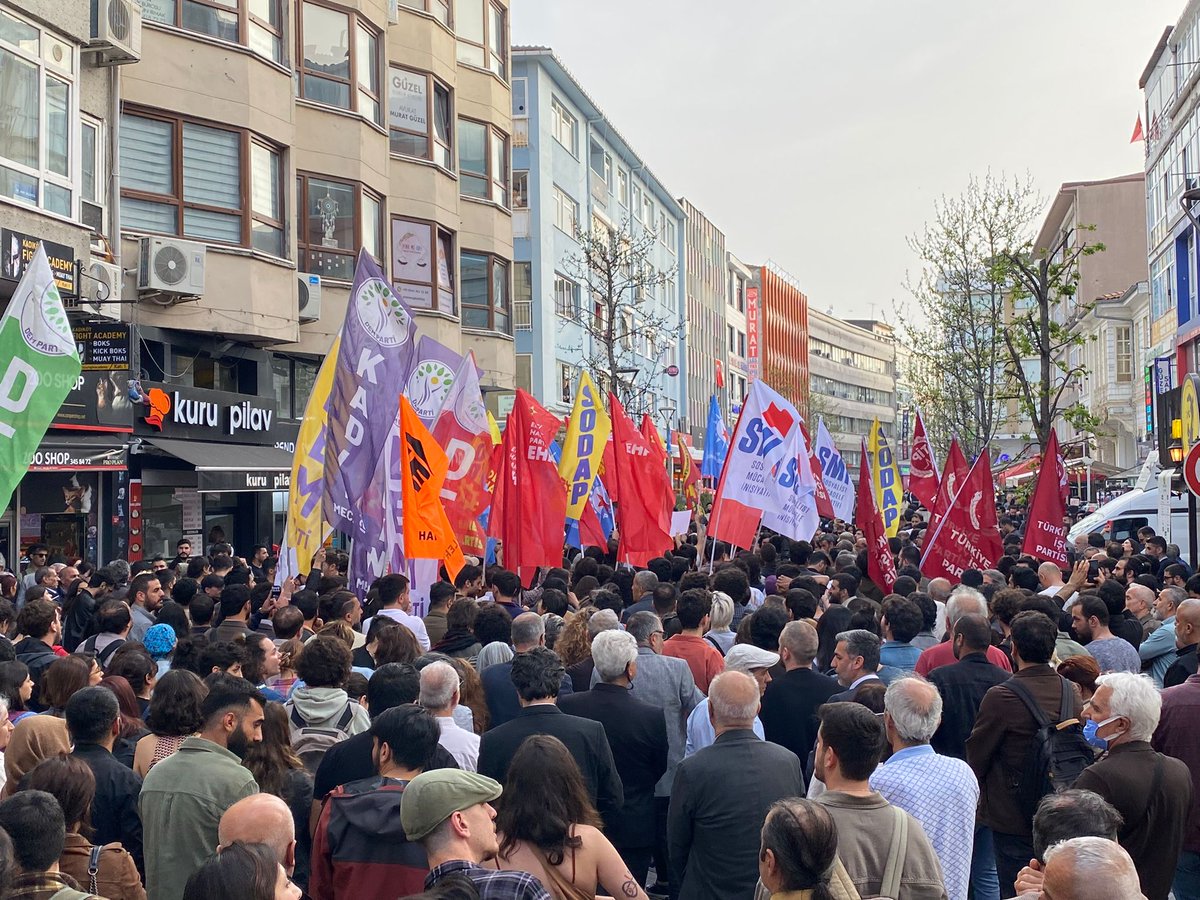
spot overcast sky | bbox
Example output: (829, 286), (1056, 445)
(512, 0), (1181, 321)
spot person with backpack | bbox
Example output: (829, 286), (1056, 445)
(284, 636), (370, 772)
(80, 601), (132, 672)
(967, 611), (1094, 898)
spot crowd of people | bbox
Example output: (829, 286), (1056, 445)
(0, 511), (1193, 900)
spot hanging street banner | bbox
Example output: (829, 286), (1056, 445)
(0, 244), (82, 512)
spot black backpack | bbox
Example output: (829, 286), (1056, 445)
(1004, 676), (1094, 821)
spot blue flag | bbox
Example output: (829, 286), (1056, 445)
(701, 395), (729, 479)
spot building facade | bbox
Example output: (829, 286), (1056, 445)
(726, 252), (753, 416)
(681, 199), (726, 443)
(510, 47), (686, 431)
(0, 0), (515, 562)
(756, 262), (809, 415)
(808, 310), (897, 469)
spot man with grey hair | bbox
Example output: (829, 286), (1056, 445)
(1074, 672), (1192, 900)
(871, 676), (978, 900)
(420, 660), (479, 771)
(560, 629), (667, 885)
(596, 611), (700, 899)
(481, 611), (572, 727)
(1013, 789), (1125, 897)
(916, 586), (1013, 676)
(1124, 583), (1159, 639)
(621, 570), (660, 623)
(828, 629), (883, 702)
(668, 671), (803, 900)
(566, 608), (619, 692)
(1139, 586), (1185, 686)
(1029, 837), (1147, 900)
(760, 620), (839, 774)
(684, 643), (777, 755)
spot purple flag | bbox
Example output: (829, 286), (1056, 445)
(323, 249), (417, 543)
(349, 404), (406, 597)
(405, 336), (467, 426)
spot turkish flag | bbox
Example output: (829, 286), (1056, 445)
(908, 410), (941, 513)
(487, 390), (566, 577)
(1021, 431), (1069, 567)
(929, 437), (969, 534)
(608, 395), (673, 565)
(855, 441), (897, 593)
(1131, 115), (1144, 143)
(921, 449), (1002, 581)
(715, 359), (725, 389)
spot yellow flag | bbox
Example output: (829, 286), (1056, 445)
(868, 418), (903, 537)
(487, 411), (502, 444)
(285, 336), (339, 567)
(558, 371), (612, 520)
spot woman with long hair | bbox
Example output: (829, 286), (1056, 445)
(431, 599), (481, 660)
(133, 669), (206, 777)
(493, 735), (647, 900)
(23, 754), (145, 899)
(554, 608), (599, 670)
(0, 661), (33, 725)
(38, 655), (95, 716)
(446, 656), (488, 735)
(372, 622), (421, 667)
(183, 841), (300, 900)
(241, 702), (313, 891)
(98, 675), (149, 768)
(269, 639), (302, 697)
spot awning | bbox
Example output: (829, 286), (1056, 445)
(997, 456), (1040, 487)
(31, 433), (127, 471)
(144, 438), (292, 492)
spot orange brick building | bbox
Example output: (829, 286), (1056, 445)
(755, 264), (810, 412)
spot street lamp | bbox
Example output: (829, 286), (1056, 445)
(1170, 418), (1184, 465)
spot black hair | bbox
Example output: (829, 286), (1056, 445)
(749, 605), (789, 652)
(172, 577), (199, 606)
(366, 663), (421, 719)
(538, 589), (569, 617)
(473, 604), (513, 646)
(16, 599), (57, 640)
(953, 614), (993, 652)
(200, 574), (225, 592)
(155, 600), (190, 641)
(147, 669), (207, 736)
(198, 641), (245, 676)
(710, 567), (750, 604)
(1073, 593), (1110, 626)
(94, 599), (131, 635)
(493, 570), (522, 599)
(370, 704), (440, 770)
(453, 565), (482, 590)
(881, 597), (922, 644)
(891, 575), (918, 598)
(189, 593), (216, 627)
(218, 585), (252, 620)
(200, 673), (265, 725)
(291, 589), (320, 622)
(0, 790), (64, 871)
(675, 589), (713, 630)
(510, 646), (565, 702)
(817, 701), (886, 782)
(375, 574), (410, 609)
(1010, 611), (1057, 665)
(64, 685), (119, 744)
(429, 582), (456, 608)
(785, 589), (818, 621)
(909, 592), (937, 632)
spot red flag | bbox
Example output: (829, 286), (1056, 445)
(579, 487), (608, 548)
(921, 449), (1002, 581)
(679, 439), (701, 509)
(908, 410), (940, 512)
(640, 414), (675, 531)
(487, 390), (566, 577)
(801, 420), (835, 519)
(430, 355), (493, 557)
(715, 359), (725, 389)
(855, 441), (896, 593)
(1131, 115), (1144, 143)
(607, 395), (672, 565)
(929, 437), (969, 534)
(1021, 431), (1069, 567)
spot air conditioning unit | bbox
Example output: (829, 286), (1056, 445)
(87, 0), (142, 65)
(138, 236), (206, 300)
(85, 260), (124, 321)
(298, 274), (322, 323)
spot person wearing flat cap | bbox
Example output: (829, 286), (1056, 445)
(401, 769), (553, 899)
(683, 643), (779, 756)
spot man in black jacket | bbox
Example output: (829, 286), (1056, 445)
(929, 614), (1009, 760)
(668, 671), (803, 900)
(14, 599), (60, 710)
(759, 620), (838, 778)
(65, 687), (144, 873)
(560, 630), (667, 885)
(478, 647), (622, 822)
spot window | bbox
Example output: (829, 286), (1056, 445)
(271, 356), (320, 418)
(589, 140), (612, 188)
(661, 218), (676, 250)
(80, 116), (104, 234)
(392, 216), (455, 314)
(551, 97), (577, 155)
(142, 0), (284, 61)
(554, 275), (579, 320)
(296, 172), (383, 281)
(592, 299), (608, 333)
(0, 10), (75, 217)
(397, 0), (451, 27)
(297, 2), (381, 123)
(388, 67), (452, 169)
(559, 362), (574, 404)
(511, 77), (527, 118)
(457, 119), (509, 205)
(512, 171), (528, 209)
(455, 0), (506, 78)
(617, 169), (629, 207)
(121, 110), (281, 249)
(513, 262), (532, 331)
(643, 196), (655, 228)
(1115, 325), (1133, 383)
(553, 186), (579, 235)
(460, 250), (510, 333)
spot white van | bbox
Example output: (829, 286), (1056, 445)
(1067, 487), (1192, 547)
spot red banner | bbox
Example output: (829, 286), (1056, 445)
(855, 441), (897, 593)
(802, 420), (835, 519)
(430, 356), (493, 557)
(487, 390), (566, 577)
(929, 437), (969, 534)
(908, 410), (940, 512)
(608, 396), (673, 566)
(640, 414), (675, 533)
(1021, 431), (1069, 567)
(921, 449), (1002, 581)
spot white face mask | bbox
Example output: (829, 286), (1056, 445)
(1092, 713), (1127, 742)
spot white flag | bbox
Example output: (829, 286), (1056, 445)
(815, 419), (855, 520)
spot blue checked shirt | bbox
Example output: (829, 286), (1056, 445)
(427, 860), (553, 900)
(869, 744), (979, 900)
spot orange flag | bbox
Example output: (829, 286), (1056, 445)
(398, 395), (466, 581)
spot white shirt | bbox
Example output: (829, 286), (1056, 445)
(436, 715), (480, 772)
(364, 608), (430, 650)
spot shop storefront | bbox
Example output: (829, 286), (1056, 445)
(132, 382), (297, 560)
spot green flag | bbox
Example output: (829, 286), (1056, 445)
(0, 244), (82, 511)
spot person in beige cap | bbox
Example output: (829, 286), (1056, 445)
(400, 769), (552, 899)
(683, 643), (779, 755)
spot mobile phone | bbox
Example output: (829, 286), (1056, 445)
(1087, 561), (1099, 581)
(270, 584), (282, 599)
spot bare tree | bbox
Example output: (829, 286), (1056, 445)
(561, 218), (681, 416)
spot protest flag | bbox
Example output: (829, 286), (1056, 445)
(430, 352), (493, 557)
(608, 394), (673, 566)
(921, 449), (1003, 580)
(867, 419), (904, 537)
(929, 437), (970, 534)
(908, 410), (941, 512)
(855, 441), (897, 594)
(398, 395), (466, 581)
(1021, 431), (1069, 567)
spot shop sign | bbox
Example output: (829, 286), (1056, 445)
(28, 445), (126, 471)
(52, 323), (134, 432)
(136, 382), (282, 445)
(1, 229), (76, 294)
(197, 470), (291, 493)
(746, 285), (761, 381)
